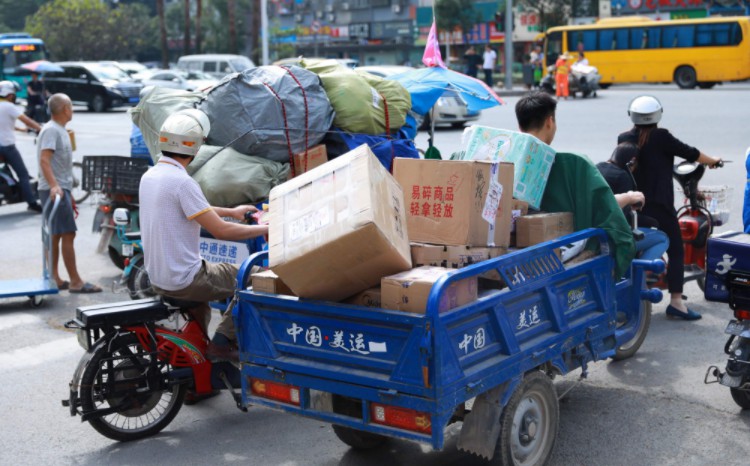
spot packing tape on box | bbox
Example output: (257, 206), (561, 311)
(481, 163), (503, 247)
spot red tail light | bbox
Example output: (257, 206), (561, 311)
(371, 403), (432, 434)
(124, 258), (130, 267)
(734, 309), (750, 321)
(678, 217), (699, 241)
(99, 204), (112, 214)
(249, 378), (300, 406)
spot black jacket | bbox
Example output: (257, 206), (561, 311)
(618, 127), (699, 211)
(597, 161), (636, 225)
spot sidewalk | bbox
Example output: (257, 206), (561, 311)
(492, 85), (530, 97)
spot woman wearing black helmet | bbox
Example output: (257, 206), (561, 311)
(618, 95), (721, 321)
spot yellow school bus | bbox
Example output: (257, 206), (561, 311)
(542, 16), (750, 89)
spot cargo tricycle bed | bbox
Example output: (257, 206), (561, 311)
(234, 228), (663, 465)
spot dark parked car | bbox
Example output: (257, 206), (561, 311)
(44, 62), (143, 112)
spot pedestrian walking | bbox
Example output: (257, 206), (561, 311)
(482, 44), (496, 88)
(555, 54), (570, 99)
(37, 93), (102, 293)
(463, 46), (481, 78)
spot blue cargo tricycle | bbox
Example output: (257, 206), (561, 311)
(235, 228), (663, 465)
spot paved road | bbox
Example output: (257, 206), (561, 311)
(1, 84), (749, 465)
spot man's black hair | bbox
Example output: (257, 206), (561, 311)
(515, 91), (557, 132)
(162, 150), (192, 160)
(609, 141), (639, 170)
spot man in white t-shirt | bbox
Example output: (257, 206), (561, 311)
(482, 44), (497, 88)
(0, 81), (42, 212)
(139, 109), (268, 370)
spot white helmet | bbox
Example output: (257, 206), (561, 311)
(628, 95), (663, 125)
(0, 80), (18, 97)
(158, 108), (211, 157)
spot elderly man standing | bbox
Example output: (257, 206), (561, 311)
(37, 93), (102, 293)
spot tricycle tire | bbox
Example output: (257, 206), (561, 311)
(80, 333), (186, 441)
(613, 301), (651, 361)
(730, 387), (750, 409)
(332, 424), (388, 450)
(495, 371), (559, 466)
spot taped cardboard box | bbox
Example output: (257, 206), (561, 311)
(381, 266), (478, 314)
(292, 144), (327, 176)
(411, 243), (507, 281)
(344, 287), (382, 308)
(251, 270), (294, 295)
(269, 144), (411, 301)
(516, 212), (574, 248)
(459, 126), (555, 210)
(393, 158), (514, 247)
(510, 198), (530, 247)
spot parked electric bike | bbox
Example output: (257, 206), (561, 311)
(111, 208), (153, 299)
(63, 296), (245, 441)
(648, 160), (727, 292)
(0, 150), (39, 207)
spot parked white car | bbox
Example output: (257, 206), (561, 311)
(134, 69), (218, 92)
(177, 54), (255, 79)
(357, 65), (480, 129)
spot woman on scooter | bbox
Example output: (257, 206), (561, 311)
(596, 142), (669, 261)
(618, 95), (722, 321)
(0, 80), (42, 212)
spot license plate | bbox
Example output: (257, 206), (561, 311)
(122, 243), (134, 256)
(76, 328), (89, 350)
(725, 320), (750, 336)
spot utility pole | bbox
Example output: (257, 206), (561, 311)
(261, 0), (269, 65)
(504, 0), (513, 90)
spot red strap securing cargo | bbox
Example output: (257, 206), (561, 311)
(378, 92), (396, 173)
(262, 81), (296, 178)
(280, 66), (310, 173)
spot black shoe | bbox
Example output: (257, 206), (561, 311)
(27, 203), (42, 213)
(184, 389), (220, 406)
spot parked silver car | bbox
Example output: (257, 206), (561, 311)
(134, 69), (218, 92)
(356, 65), (480, 129)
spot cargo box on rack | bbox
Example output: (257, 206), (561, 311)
(251, 270), (294, 296)
(381, 266), (478, 314)
(516, 212), (574, 248)
(268, 144), (411, 301)
(411, 243), (507, 280)
(705, 232), (750, 303)
(292, 144), (327, 176)
(344, 287), (382, 308)
(393, 158), (514, 248)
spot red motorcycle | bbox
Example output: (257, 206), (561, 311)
(649, 160), (727, 292)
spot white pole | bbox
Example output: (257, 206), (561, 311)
(261, 0), (269, 65)
(504, 0), (513, 90)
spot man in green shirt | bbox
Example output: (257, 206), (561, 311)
(515, 92), (635, 278)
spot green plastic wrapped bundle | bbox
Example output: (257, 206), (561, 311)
(302, 59), (411, 134)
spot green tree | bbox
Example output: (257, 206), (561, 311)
(25, 0), (157, 61)
(435, 0), (481, 41)
(0, 0), (46, 32)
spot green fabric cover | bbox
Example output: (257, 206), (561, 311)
(540, 152), (635, 278)
(302, 59), (411, 134)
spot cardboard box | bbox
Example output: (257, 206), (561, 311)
(393, 158), (514, 248)
(344, 287), (382, 308)
(381, 266), (478, 314)
(516, 212), (574, 248)
(511, 199), (529, 234)
(292, 144), (327, 176)
(411, 243), (507, 280)
(269, 144), (411, 301)
(251, 270), (293, 295)
(459, 126), (555, 209)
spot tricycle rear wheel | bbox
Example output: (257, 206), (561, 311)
(613, 301), (652, 361)
(332, 424), (387, 450)
(730, 388), (750, 409)
(496, 371), (559, 466)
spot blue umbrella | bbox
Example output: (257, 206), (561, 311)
(21, 60), (64, 73)
(387, 66), (504, 116)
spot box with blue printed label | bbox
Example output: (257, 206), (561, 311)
(459, 126), (555, 210)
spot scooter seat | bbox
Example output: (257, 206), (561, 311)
(162, 296), (205, 309)
(75, 298), (171, 329)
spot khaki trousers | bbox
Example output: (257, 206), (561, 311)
(153, 261), (238, 341)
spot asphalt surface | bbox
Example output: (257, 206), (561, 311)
(1, 83), (749, 465)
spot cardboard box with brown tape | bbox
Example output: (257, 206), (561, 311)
(344, 287), (382, 308)
(393, 158), (514, 248)
(268, 144), (411, 301)
(251, 270), (294, 295)
(515, 212), (574, 248)
(292, 144), (327, 176)
(411, 243), (507, 280)
(381, 266), (478, 314)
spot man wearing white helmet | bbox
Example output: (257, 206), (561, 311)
(0, 80), (43, 212)
(618, 95), (721, 321)
(139, 108), (268, 373)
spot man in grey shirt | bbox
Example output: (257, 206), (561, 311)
(37, 93), (101, 293)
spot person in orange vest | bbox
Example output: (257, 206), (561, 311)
(555, 53), (570, 100)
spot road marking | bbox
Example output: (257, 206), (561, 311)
(0, 337), (79, 371)
(0, 313), (41, 331)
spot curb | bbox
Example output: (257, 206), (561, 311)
(492, 86), (529, 97)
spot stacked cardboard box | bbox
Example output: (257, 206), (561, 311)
(381, 266), (478, 314)
(251, 270), (294, 295)
(291, 144), (328, 177)
(516, 212), (575, 248)
(410, 243), (506, 281)
(268, 144), (411, 301)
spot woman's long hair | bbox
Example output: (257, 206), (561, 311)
(635, 123), (657, 149)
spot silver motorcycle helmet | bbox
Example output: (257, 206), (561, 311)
(628, 95), (663, 125)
